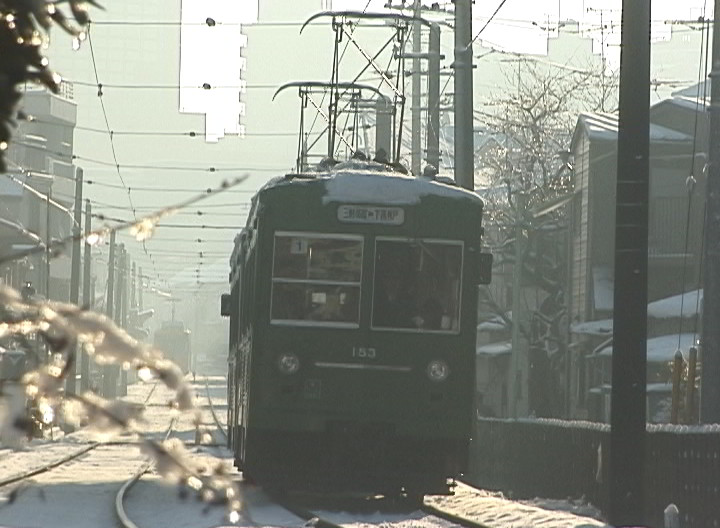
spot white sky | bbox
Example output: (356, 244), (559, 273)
(338, 0), (711, 21)
(333, 0), (713, 60)
(184, 0), (712, 141)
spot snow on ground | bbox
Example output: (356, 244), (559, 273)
(426, 483), (609, 528)
(0, 375), (238, 528)
(0, 367), (609, 528)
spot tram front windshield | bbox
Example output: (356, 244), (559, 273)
(372, 239), (462, 332)
(269, 232), (462, 332)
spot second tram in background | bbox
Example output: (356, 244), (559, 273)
(153, 321), (192, 373)
(221, 158), (491, 498)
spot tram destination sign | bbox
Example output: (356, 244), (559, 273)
(337, 204), (405, 225)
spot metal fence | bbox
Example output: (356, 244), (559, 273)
(468, 418), (720, 528)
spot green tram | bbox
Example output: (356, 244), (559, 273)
(221, 159), (491, 497)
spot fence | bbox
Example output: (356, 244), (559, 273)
(468, 418), (720, 528)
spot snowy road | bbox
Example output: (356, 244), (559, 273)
(0, 367), (609, 528)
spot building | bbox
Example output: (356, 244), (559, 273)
(566, 84), (707, 420)
(0, 87), (78, 301)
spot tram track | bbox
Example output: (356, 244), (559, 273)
(264, 484), (493, 528)
(114, 417), (177, 528)
(270, 496), (493, 528)
(115, 374), (231, 528)
(0, 381), (162, 492)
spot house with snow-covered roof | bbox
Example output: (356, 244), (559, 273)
(566, 86), (708, 420)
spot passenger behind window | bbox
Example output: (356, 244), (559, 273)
(374, 271), (418, 329)
(415, 296), (443, 329)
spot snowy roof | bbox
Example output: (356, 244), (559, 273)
(570, 318), (612, 336)
(671, 80), (710, 99)
(572, 289), (702, 335)
(589, 382), (672, 394)
(573, 112), (692, 144)
(259, 160), (482, 207)
(477, 315), (508, 332)
(596, 333), (697, 363)
(322, 168), (480, 206)
(647, 289), (702, 319)
(476, 340), (512, 356)
(647, 382), (673, 393)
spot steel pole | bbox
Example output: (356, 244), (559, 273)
(453, 0), (474, 190)
(609, 0), (650, 524)
(427, 23), (441, 171)
(411, 0), (422, 175)
(700, 0), (720, 423)
(102, 231), (116, 398)
(66, 167), (83, 395)
(80, 199), (92, 392)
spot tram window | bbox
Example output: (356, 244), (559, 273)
(372, 239), (462, 332)
(271, 233), (363, 327)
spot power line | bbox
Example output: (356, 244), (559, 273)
(23, 118), (297, 137)
(73, 154), (286, 173)
(86, 27), (136, 219)
(0, 176), (249, 267)
(467, 0), (511, 49)
(69, 79), (276, 90)
(85, 181), (257, 193)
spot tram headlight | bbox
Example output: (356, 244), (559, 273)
(277, 352), (300, 375)
(427, 360), (449, 382)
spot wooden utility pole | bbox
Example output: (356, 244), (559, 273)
(119, 247), (128, 396)
(138, 266), (144, 311)
(44, 188), (51, 299)
(426, 23), (441, 171)
(453, 0), (474, 190)
(67, 167), (83, 395)
(700, 0), (720, 423)
(609, 0), (650, 524)
(102, 231), (116, 398)
(411, 0), (422, 175)
(80, 199), (92, 392)
(509, 192), (528, 418)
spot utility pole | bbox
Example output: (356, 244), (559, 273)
(119, 248), (128, 397)
(45, 188), (51, 299)
(701, 0), (720, 423)
(453, 0), (474, 190)
(138, 267), (143, 311)
(103, 231), (116, 398)
(411, 0), (422, 175)
(80, 199), (92, 392)
(509, 192), (528, 418)
(67, 167), (83, 395)
(426, 23), (441, 171)
(131, 261), (136, 310)
(609, 0), (650, 525)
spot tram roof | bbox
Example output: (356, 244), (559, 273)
(254, 160), (484, 208)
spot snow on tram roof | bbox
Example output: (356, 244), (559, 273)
(258, 160), (483, 206)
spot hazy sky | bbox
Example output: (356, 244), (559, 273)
(330, 0), (713, 63)
(337, 0), (711, 21)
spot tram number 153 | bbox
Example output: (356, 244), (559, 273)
(352, 346), (376, 359)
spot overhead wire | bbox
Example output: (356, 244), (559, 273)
(467, 0), (511, 50)
(21, 117), (296, 137)
(86, 25), (136, 219)
(0, 176), (249, 267)
(306, 0), (373, 145)
(86, 23), (164, 284)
